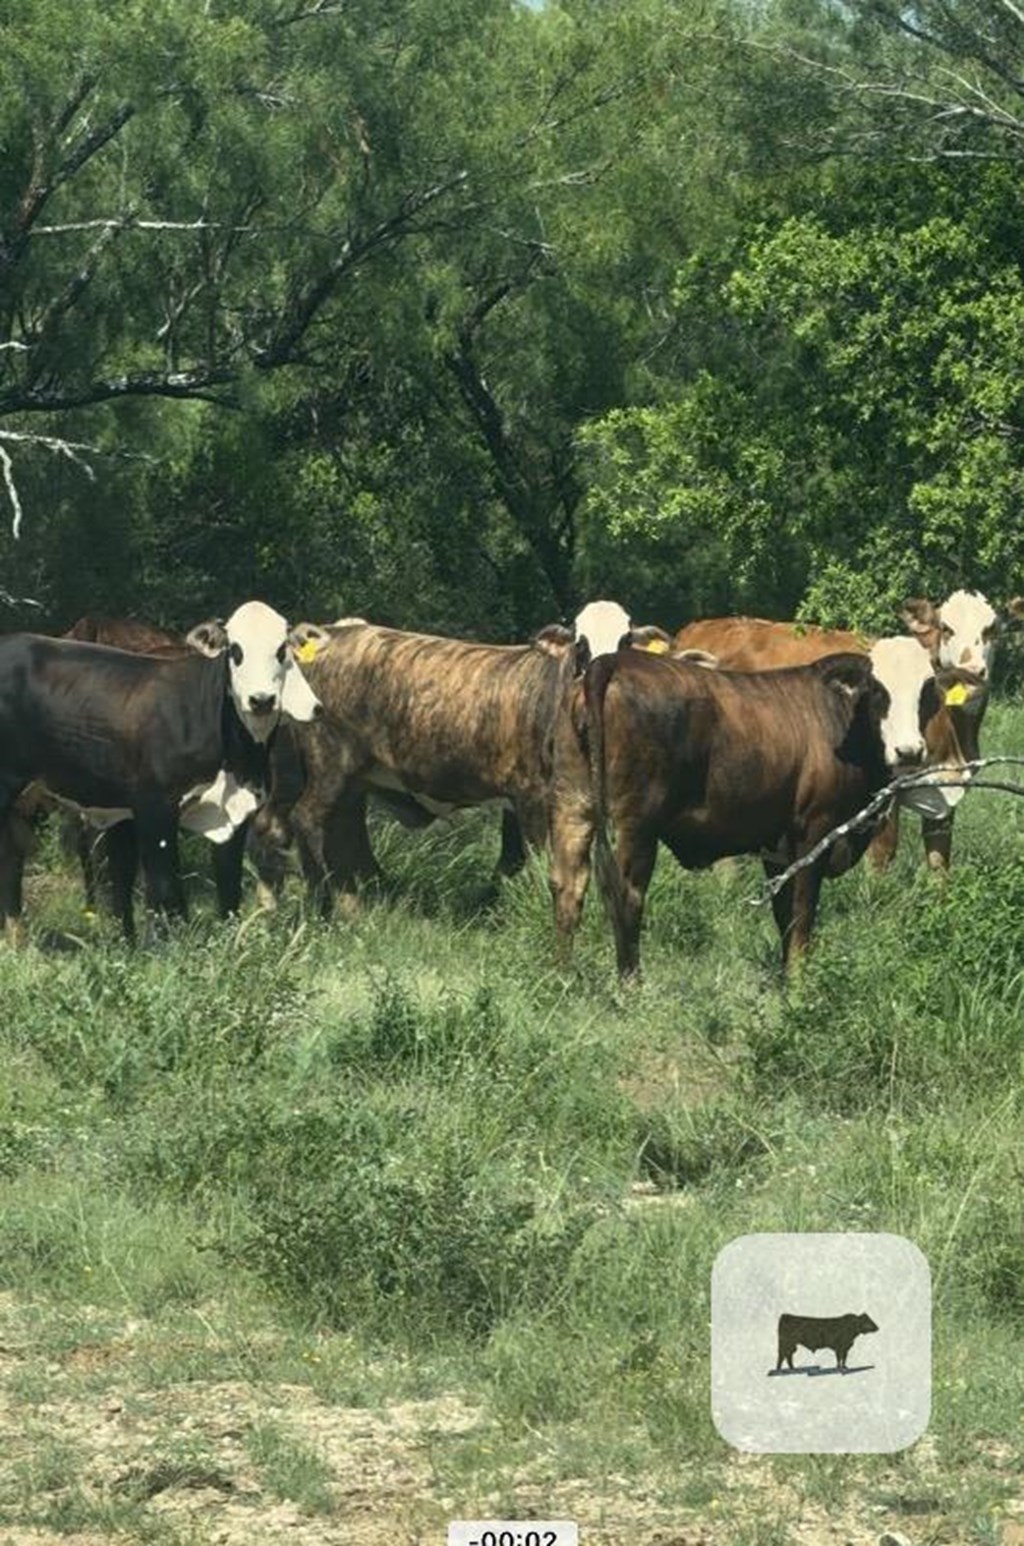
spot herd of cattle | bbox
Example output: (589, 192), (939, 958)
(0, 587), (1018, 975)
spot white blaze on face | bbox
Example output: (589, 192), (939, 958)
(573, 599), (632, 660)
(936, 589), (997, 679)
(868, 636), (931, 769)
(225, 600), (322, 741)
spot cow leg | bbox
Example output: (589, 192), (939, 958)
(211, 819), (249, 917)
(247, 806), (291, 910)
(59, 813), (101, 909)
(135, 808), (186, 931)
(0, 814), (28, 947)
(496, 805), (528, 877)
(548, 798), (594, 965)
(922, 813), (953, 873)
(783, 863), (824, 971)
(611, 827), (657, 981)
(290, 766), (355, 919)
(764, 857), (823, 972)
(866, 807), (900, 871)
(322, 789), (380, 918)
(103, 821), (139, 945)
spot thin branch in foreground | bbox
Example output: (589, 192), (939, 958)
(748, 756), (1024, 904)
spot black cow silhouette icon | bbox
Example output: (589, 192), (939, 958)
(776, 1311), (878, 1372)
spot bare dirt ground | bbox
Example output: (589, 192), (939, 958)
(0, 1295), (1018, 1546)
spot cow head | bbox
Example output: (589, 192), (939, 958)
(902, 589), (1002, 680)
(573, 599), (632, 671)
(570, 601), (676, 675)
(867, 636), (938, 771)
(187, 601), (324, 741)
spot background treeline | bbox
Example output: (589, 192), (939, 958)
(3, 0), (1024, 640)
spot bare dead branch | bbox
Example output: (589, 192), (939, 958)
(0, 445), (25, 538)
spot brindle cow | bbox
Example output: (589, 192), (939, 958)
(266, 602), (674, 914)
(548, 645), (973, 979)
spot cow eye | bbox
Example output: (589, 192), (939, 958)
(276, 642), (286, 663)
(940, 623), (954, 639)
(229, 642), (243, 666)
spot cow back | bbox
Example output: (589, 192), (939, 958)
(674, 616), (867, 670)
(298, 622), (573, 802)
(64, 615), (188, 656)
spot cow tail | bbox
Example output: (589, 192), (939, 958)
(582, 653), (629, 944)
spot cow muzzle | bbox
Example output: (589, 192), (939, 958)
(892, 744), (926, 775)
(248, 692), (278, 716)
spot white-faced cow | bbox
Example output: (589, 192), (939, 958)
(0, 601), (322, 944)
(42, 614), (282, 920)
(673, 589), (1017, 872)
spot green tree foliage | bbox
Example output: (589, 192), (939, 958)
(579, 154), (1024, 631)
(3, 0), (1024, 636)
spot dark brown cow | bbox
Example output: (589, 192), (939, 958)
(673, 605), (994, 872)
(64, 615), (188, 656)
(1, 606), (321, 939)
(49, 617), (251, 918)
(267, 603), (674, 914)
(0, 605), (320, 942)
(548, 647), (969, 979)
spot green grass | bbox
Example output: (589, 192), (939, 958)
(1, 700), (1023, 1541)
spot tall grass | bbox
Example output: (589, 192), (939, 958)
(1, 700), (1023, 1530)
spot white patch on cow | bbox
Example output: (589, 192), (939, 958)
(897, 777), (967, 819)
(53, 770), (262, 845)
(936, 589), (997, 679)
(179, 770), (262, 843)
(366, 765), (457, 819)
(573, 599), (632, 660)
(48, 793), (132, 830)
(868, 636), (931, 770)
(224, 600), (322, 742)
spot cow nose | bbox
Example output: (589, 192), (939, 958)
(895, 743), (924, 766)
(249, 692), (277, 714)
(311, 701), (324, 719)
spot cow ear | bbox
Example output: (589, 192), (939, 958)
(288, 622), (331, 661)
(674, 647), (719, 669)
(629, 624), (673, 653)
(815, 652), (872, 698)
(901, 597), (939, 638)
(533, 623), (573, 656)
(186, 619), (227, 657)
(1003, 596), (1024, 630)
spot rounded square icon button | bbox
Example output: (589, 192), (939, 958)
(710, 1232), (931, 1453)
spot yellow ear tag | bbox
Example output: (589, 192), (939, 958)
(644, 638), (670, 654)
(296, 639), (319, 664)
(945, 683), (969, 707)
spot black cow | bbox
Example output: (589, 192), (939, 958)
(776, 1311), (879, 1372)
(0, 601), (321, 944)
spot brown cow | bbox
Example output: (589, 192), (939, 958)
(266, 602), (675, 914)
(672, 616), (869, 670)
(548, 646), (972, 979)
(673, 597), (1004, 871)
